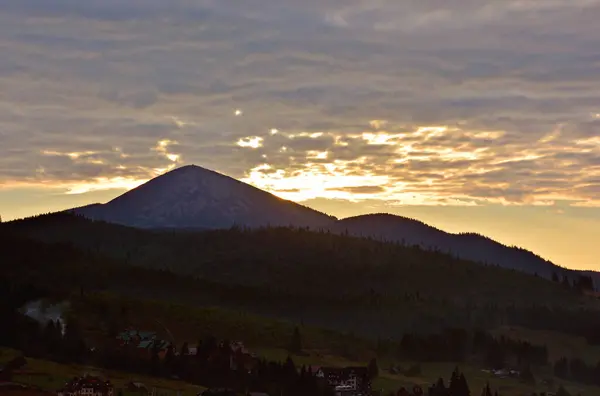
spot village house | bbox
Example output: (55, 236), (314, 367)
(315, 366), (371, 396)
(226, 341), (257, 372)
(116, 328), (172, 359)
(116, 329), (157, 347)
(57, 376), (114, 396)
(137, 339), (171, 359)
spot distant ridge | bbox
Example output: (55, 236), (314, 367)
(329, 213), (591, 283)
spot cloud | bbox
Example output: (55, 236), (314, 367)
(1, 0), (600, 207)
(237, 136), (264, 149)
(328, 186), (386, 194)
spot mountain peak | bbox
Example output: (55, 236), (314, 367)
(75, 164), (334, 229)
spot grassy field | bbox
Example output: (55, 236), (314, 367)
(0, 348), (205, 396)
(492, 326), (600, 364)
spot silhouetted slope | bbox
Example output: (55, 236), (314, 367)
(74, 165), (335, 229)
(0, 213), (585, 305)
(331, 213), (596, 284)
(5, 213), (600, 336)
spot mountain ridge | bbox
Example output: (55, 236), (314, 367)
(329, 213), (585, 282)
(64, 164), (597, 285)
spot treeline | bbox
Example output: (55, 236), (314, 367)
(376, 328), (548, 367)
(424, 367), (494, 396)
(0, 308), (334, 395)
(551, 272), (595, 294)
(554, 357), (600, 387)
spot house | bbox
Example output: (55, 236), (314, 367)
(228, 341), (249, 355)
(185, 345), (198, 356)
(117, 329), (157, 347)
(229, 348), (258, 372)
(315, 367), (371, 396)
(57, 376), (114, 396)
(135, 339), (172, 360)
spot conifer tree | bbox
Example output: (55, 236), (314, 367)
(481, 383), (492, 396)
(289, 326), (302, 354)
(449, 367), (461, 395)
(458, 373), (471, 396)
(368, 357), (379, 379)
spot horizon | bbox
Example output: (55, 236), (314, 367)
(1, 1), (599, 271)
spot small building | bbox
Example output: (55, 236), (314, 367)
(57, 376), (114, 396)
(117, 329), (156, 346)
(316, 366), (371, 396)
(136, 339), (171, 360)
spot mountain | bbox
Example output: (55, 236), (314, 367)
(330, 213), (598, 284)
(65, 164), (596, 285)
(73, 165), (335, 229)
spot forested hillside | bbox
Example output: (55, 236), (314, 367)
(3, 213), (600, 339)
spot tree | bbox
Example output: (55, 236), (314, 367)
(289, 327), (302, 354)
(556, 385), (571, 396)
(368, 357), (379, 379)
(164, 343), (176, 374)
(62, 319), (87, 363)
(481, 383), (492, 396)
(554, 357), (569, 378)
(431, 377), (447, 396)
(561, 275), (571, 289)
(457, 372), (471, 396)
(149, 342), (161, 376)
(180, 342), (189, 356)
(449, 367), (461, 395)
(283, 356), (297, 387)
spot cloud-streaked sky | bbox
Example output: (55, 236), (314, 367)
(1, 0), (599, 270)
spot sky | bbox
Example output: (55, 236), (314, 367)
(1, 0), (599, 270)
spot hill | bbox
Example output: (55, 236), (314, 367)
(72, 165), (335, 229)
(4, 214), (600, 338)
(331, 213), (593, 283)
